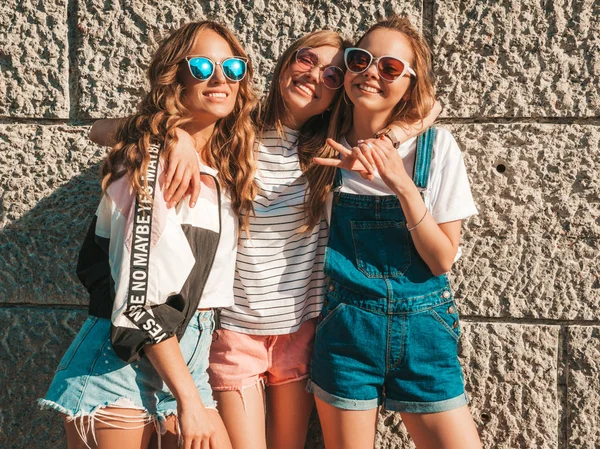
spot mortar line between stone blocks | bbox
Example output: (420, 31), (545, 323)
(66, 0), (80, 120)
(422, 0), (435, 50)
(557, 325), (569, 449)
(0, 304), (88, 311)
(461, 315), (600, 327)
(2, 117), (599, 126)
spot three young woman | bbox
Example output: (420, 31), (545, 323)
(39, 21), (257, 449)
(44, 13), (481, 449)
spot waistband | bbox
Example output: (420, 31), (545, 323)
(326, 279), (454, 314)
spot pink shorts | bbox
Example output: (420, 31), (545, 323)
(208, 319), (317, 391)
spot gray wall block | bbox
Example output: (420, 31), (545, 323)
(0, 308), (87, 449)
(448, 124), (600, 320)
(0, 125), (105, 305)
(567, 326), (600, 448)
(435, 0), (600, 117)
(0, 0), (70, 118)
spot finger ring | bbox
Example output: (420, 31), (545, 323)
(366, 142), (374, 149)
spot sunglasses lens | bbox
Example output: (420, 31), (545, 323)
(188, 57), (214, 80)
(296, 48), (318, 70)
(222, 58), (247, 81)
(346, 49), (371, 73)
(378, 57), (406, 81)
(323, 66), (344, 89)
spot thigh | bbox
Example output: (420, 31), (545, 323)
(401, 406), (482, 449)
(214, 386), (267, 449)
(314, 396), (378, 449)
(266, 379), (314, 449)
(153, 409), (233, 449)
(64, 408), (155, 449)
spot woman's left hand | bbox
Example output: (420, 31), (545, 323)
(360, 137), (412, 194)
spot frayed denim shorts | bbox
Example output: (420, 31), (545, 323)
(38, 310), (216, 426)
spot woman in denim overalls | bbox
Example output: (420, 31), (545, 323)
(309, 15), (483, 449)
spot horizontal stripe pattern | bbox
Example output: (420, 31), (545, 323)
(220, 128), (328, 335)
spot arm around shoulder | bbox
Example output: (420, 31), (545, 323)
(89, 118), (126, 147)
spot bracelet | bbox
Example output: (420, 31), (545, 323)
(408, 208), (428, 232)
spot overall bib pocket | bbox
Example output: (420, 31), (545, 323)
(351, 220), (411, 278)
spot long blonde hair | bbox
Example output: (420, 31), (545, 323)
(300, 15), (436, 229)
(259, 30), (351, 231)
(101, 21), (258, 230)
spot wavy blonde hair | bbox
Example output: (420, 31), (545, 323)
(259, 30), (351, 232)
(101, 21), (258, 230)
(300, 15), (436, 229)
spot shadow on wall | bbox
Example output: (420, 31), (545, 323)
(0, 165), (328, 449)
(0, 163), (102, 305)
(0, 165), (101, 449)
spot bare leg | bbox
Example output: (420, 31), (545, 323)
(266, 379), (314, 449)
(401, 405), (482, 449)
(213, 384), (267, 449)
(64, 408), (154, 449)
(152, 409), (232, 449)
(314, 396), (378, 449)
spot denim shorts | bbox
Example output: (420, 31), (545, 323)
(38, 310), (216, 424)
(309, 280), (468, 413)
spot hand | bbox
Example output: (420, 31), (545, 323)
(178, 399), (218, 449)
(313, 138), (375, 181)
(364, 137), (413, 194)
(163, 128), (201, 209)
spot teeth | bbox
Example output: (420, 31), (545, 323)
(295, 82), (314, 96)
(359, 84), (380, 94)
(206, 92), (227, 98)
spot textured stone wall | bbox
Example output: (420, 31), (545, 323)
(1, 1), (598, 448)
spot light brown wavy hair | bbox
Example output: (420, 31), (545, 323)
(299, 15), (436, 230)
(258, 30), (351, 232)
(101, 21), (258, 230)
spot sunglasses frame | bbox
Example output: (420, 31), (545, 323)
(344, 47), (416, 82)
(184, 55), (248, 82)
(293, 47), (345, 90)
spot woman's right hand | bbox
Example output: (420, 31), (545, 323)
(314, 138), (375, 181)
(178, 398), (219, 449)
(163, 128), (202, 208)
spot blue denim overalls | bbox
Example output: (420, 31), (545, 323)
(310, 128), (468, 413)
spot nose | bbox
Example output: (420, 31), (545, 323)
(305, 64), (320, 85)
(363, 61), (379, 79)
(210, 63), (227, 84)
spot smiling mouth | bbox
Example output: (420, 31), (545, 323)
(204, 92), (228, 98)
(293, 80), (316, 98)
(357, 84), (382, 95)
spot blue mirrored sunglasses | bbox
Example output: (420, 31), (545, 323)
(184, 56), (248, 82)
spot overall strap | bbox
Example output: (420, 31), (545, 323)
(413, 127), (436, 190)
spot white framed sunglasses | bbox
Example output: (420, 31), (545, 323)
(184, 56), (248, 82)
(344, 47), (416, 81)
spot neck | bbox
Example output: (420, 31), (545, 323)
(281, 114), (304, 131)
(346, 108), (390, 147)
(182, 120), (216, 157)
